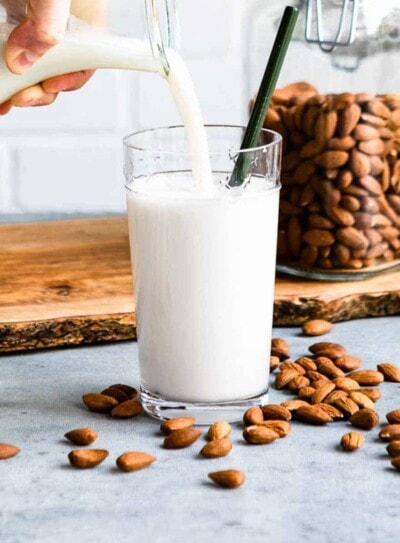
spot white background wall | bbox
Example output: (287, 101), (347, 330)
(0, 0), (248, 214)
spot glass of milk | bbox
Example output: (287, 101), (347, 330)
(123, 125), (282, 423)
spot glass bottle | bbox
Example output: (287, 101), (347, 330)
(246, 0), (400, 280)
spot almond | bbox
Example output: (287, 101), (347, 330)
(64, 428), (98, 446)
(160, 417), (196, 435)
(243, 425), (280, 444)
(306, 370), (330, 382)
(68, 449), (109, 469)
(336, 227), (369, 250)
(275, 368), (299, 389)
(295, 357), (317, 371)
(339, 103), (361, 136)
(380, 425), (400, 441)
(163, 428), (202, 449)
(271, 338), (290, 360)
(347, 370), (384, 386)
(200, 438), (232, 458)
(334, 397), (359, 418)
(295, 405), (333, 424)
(314, 150), (348, 168)
(324, 390), (348, 404)
(377, 363), (400, 382)
(82, 393), (119, 413)
(279, 362), (306, 374)
(386, 441), (400, 457)
(207, 421), (232, 441)
(111, 399), (143, 419)
(116, 452), (156, 472)
(350, 149), (371, 177)
(353, 124), (380, 141)
(100, 387), (129, 403)
(358, 388), (382, 402)
(243, 407), (264, 426)
(348, 391), (375, 410)
(316, 358), (345, 379)
(0, 443), (20, 460)
(302, 319), (333, 336)
(391, 457), (400, 471)
(108, 383), (138, 399)
(340, 431), (365, 451)
(316, 403), (344, 420)
(328, 136), (356, 151)
(270, 355), (280, 371)
(259, 420), (291, 438)
(349, 408), (379, 430)
(334, 355), (362, 372)
(315, 110), (337, 141)
(359, 139), (385, 155)
(298, 386), (316, 401)
(311, 382), (336, 404)
(288, 375), (311, 393)
(302, 229), (335, 247)
(281, 399), (310, 411)
(208, 469), (245, 489)
(386, 410), (400, 424)
(309, 342), (346, 356)
(333, 377), (360, 392)
(261, 404), (292, 421)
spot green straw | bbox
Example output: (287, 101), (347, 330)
(229, 6), (298, 187)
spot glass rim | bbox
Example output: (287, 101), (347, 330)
(122, 125), (282, 156)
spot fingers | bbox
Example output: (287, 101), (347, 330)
(11, 85), (58, 107)
(42, 69), (95, 93)
(6, 0), (71, 75)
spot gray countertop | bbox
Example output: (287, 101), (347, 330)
(1, 317), (400, 543)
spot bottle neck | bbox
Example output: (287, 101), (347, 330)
(145, 0), (178, 78)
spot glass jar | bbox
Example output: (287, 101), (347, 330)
(246, 0), (400, 280)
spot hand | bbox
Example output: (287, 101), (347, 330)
(1, 0), (100, 113)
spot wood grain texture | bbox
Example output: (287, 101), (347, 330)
(0, 217), (399, 352)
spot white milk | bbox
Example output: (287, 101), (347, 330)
(0, 21), (212, 190)
(127, 174), (280, 403)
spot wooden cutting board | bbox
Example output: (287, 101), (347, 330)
(1, 216), (399, 352)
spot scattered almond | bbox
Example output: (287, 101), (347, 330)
(261, 404), (292, 421)
(302, 319), (333, 336)
(334, 397), (359, 418)
(280, 399), (310, 411)
(108, 384), (138, 399)
(279, 362), (306, 374)
(334, 355), (362, 372)
(271, 338), (290, 360)
(324, 390), (348, 404)
(295, 357), (317, 371)
(306, 370), (330, 383)
(207, 421), (231, 441)
(340, 431), (365, 451)
(270, 356), (280, 371)
(377, 363), (400, 382)
(243, 407), (264, 426)
(68, 449), (109, 469)
(64, 428), (98, 446)
(316, 403), (344, 420)
(386, 410), (400, 424)
(100, 387), (129, 403)
(298, 386), (316, 401)
(333, 377), (360, 392)
(208, 469), (245, 489)
(358, 388), (382, 402)
(348, 391), (375, 410)
(160, 417), (196, 435)
(347, 370), (384, 386)
(315, 358), (345, 378)
(390, 457), (400, 471)
(295, 405), (333, 424)
(259, 420), (291, 438)
(164, 428), (202, 449)
(0, 443), (20, 460)
(275, 368), (299, 389)
(311, 382), (336, 404)
(288, 375), (311, 392)
(111, 399), (143, 419)
(309, 342), (346, 356)
(200, 438), (232, 458)
(386, 441), (400, 457)
(82, 393), (119, 413)
(349, 408), (379, 430)
(379, 424), (400, 441)
(243, 425), (280, 444)
(116, 452), (156, 472)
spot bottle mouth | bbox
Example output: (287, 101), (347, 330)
(145, 0), (178, 77)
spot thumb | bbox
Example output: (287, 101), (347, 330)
(6, 0), (71, 75)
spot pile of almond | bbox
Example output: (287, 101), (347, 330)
(264, 83), (400, 272)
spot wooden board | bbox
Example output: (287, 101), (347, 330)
(0, 216), (399, 352)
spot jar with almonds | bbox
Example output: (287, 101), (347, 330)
(246, 0), (400, 279)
